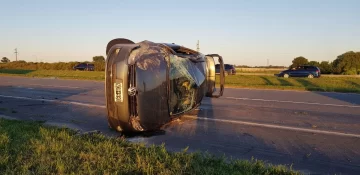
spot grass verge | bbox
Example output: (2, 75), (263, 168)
(0, 118), (299, 174)
(218, 75), (360, 93)
(1, 69), (360, 93)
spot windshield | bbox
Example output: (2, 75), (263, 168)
(169, 54), (206, 115)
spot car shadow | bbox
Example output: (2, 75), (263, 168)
(261, 76), (294, 87)
(295, 78), (324, 91)
(260, 76), (274, 85)
(277, 78), (294, 86)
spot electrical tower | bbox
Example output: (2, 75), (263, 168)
(14, 48), (18, 61)
(196, 40), (200, 52)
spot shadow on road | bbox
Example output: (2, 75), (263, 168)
(313, 91), (360, 105)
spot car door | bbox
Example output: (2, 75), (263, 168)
(290, 66), (304, 77)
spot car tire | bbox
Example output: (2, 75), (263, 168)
(284, 74), (289, 78)
(308, 74), (314, 78)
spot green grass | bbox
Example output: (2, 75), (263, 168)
(235, 68), (285, 74)
(0, 69), (104, 81)
(218, 75), (360, 93)
(0, 118), (299, 175)
(1, 69), (360, 93)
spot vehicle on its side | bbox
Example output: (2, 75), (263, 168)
(73, 63), (95, 71)
(105, 38), (225, 133)
(215, 64), (236, 75)
(277, 65), (321, 78)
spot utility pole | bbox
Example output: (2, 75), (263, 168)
(196, 40), (200, 52)
(14, 48), (18, 61)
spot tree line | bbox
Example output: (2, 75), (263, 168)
(290, 51), (360, 75)
(0, 56), (106, 71)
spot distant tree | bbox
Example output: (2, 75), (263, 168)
(93, 56), (105, 62)
(318, 61), (333, 74)
(290, 56), (308, 68)
(308, 61), (320, 67)
(14, 60), (27, 63)
(1, 57), (10, 63)
(332, 51), (360, 74)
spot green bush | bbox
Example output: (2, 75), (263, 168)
(343, 68), (358, 75)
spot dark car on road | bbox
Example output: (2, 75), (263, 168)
(277, 65), (321, 78)
(216, 64), (236, 75)
(73, 63), (95, 71)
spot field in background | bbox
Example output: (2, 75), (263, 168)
(1, 69), (360, 93)
(236, 68), (285, 74)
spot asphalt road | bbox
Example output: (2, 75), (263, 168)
(1, 76), (360, 175)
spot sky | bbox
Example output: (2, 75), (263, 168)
(0, 0), (359, 66)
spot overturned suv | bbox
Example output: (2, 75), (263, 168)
(105, 38), (225, 133)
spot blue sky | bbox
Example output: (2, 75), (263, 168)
(0, 0), (359, 66)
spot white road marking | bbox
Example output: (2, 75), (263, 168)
(0, 94), (105, 108)
(225, 97), (360, 108)
(183, 115), (360, 138)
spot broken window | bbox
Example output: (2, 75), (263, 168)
(169, 54), (206, 115)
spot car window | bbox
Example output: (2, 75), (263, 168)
(298, 66), (305, 70)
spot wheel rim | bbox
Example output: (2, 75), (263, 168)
(284, 74), (289, 78)
(308, 74), (314, 78)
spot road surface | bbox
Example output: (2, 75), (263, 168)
(1, 76), (360, 174)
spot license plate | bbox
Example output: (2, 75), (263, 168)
(114, 82), (123, 102)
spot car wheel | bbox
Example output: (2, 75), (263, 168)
(308, 74), (314, 78)
(284, 74), (289, 78)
